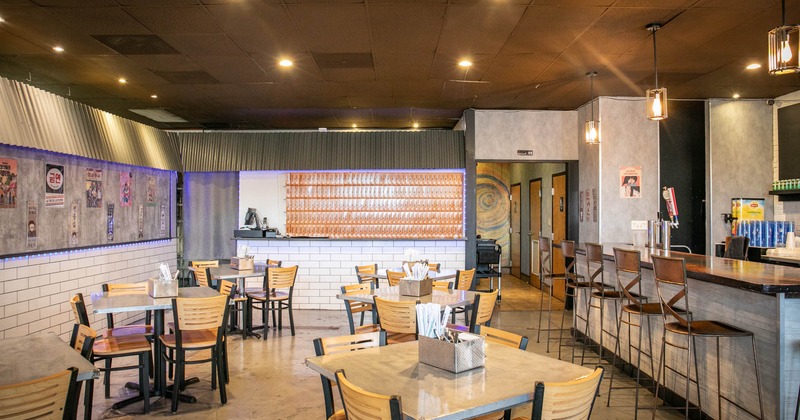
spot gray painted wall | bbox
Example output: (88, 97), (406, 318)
(708, 100), (774, 251)
(578, 98), (600, 244)
(474, 110), (578, 161)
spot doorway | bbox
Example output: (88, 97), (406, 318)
(510, 183), (521, 278)
(529, 179), (542, 287)
(551, 172), (567, 300)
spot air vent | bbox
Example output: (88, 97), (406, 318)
(312, 53), (374, 69)
(152, 70), (220, 84)
(92, 35), (179, 55)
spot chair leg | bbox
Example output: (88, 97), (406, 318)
(217, 346), (228, 405)
(537, 279), (545, 344)
(557, 286), (569, 360)
(104, 359), (111, 399)
(288, 303), (295, 336)
(262, 301), (269, 341)
(652, 330), (667, 420)
(141, 353), (150, 414)
(211, 349), (217, 391)
(171, 352), (183, 413)
(84, 379), (94, 420)
(605, 308), (625, 407)
(546, 280), (553, 353)
(223, 340), (230, 384)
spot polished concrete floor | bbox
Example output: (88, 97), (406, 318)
(85, 275), (684, 419)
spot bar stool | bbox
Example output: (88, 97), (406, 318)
(580, 242), (622, 366)
(557, 240), (592, 362)
(536, 236), (562, 352)
(651, 255), (763, 419)
(604, 248), (663, 419)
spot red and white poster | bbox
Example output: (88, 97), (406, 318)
(86, 168), (102, 208)
(0, 157), (17, 209)
(45, 163), (65, 207)
(619, 166), (642, 199)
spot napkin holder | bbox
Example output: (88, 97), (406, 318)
(231, 256), (254, 270)
(419, 333), (485, 373)
(399, 277), (432, 296)
(147, 277), (178, 298)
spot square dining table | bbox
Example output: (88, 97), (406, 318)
(306, 340), (592, 419)
(90, 286), (219, 398)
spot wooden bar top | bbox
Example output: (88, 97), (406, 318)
(579, 243), (800, 296)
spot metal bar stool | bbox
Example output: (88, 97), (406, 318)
(605, 248), (664, 419)
(580, 243), (622, 366)
(651, 255), (763, 419)
(536, 236), (563, 352)
(557, 240), (593, 362)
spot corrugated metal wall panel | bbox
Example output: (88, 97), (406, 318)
(0, 77), (180, 171)
(178, 131), (465, 172)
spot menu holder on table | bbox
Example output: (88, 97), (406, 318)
(418, 332), (485, 373)
(399, 277), (432, 296)
(231, 256), (254, 270)
(147, 277), (178, 298)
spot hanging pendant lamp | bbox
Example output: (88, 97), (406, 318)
(585, 71), (599, 144)
(645, 23), (667, 121)
(769, 0), (800, 74)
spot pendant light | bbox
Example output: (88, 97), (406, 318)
(769, 0), (800, 74)
(585, 71), (599, 145)
(645, 23), (667, 121)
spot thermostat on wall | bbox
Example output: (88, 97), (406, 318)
(517, 150), (533, 156)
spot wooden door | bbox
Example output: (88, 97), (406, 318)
(510, 184), (521, 278)
(529, 179), (542, 287)
(551, 173), (567, 300)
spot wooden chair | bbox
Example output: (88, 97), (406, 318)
(385, 270), (404, 287)
(474, 325), (528, 350)
(313, 331), (387, 419)
(101, 283), (154, 339)
(190, 266), (212, 288)
(432, 280), (453, 291)
(334, 369), (403, 420)
(373, 296), (418, 344)
(427, 262), (441, 272)
(355, 264), (379, 288)
(69, 324), (97, 420)
(70, 292), (152, 407)
(246, 266), (299, 339)
(468, 290), (498, 332)
(219, 279), (247, 338)
(452, 268), (476, 323)
(651, 255), (763, 420)
(267, 259), (282, 267)
(341, 283), (379, 335)
(160, 293), (230, 413)
(0, 367), (79, 420)
(511, 367), (604, 420)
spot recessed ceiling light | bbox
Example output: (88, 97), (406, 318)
(412, 122), (419, 129)
(150, 94), (158, 99)
(118, 78), (127, 84)
(279, 59), (293, 67)
(351, 124), (357, 128)
(733, 93), (741, 99)
(458, 60), (472, 67)
(0, 17), (5, 23)
(746, 63), (762, 70)
(53, 46), (64, 53)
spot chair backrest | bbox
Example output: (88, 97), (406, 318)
(612, 248), (645, 308)
(69, 293), (91, 326)
(455, 268), (475, 291)
(70, 323), (97, 360)
(531, 366), (604, 420)
(355, 264), (378, 284)
(191, 266), (211, 288)
(539, 236), (552, 279)
(427, 262), (441, 272)
(219, 280), (237, 297)
(385, 270), (404, 287)
(102, 283), (149, 328)
(265, 266), (299, 290)
(267, 259), (282, 267)
(431, 280), (453, 291)
(0, 367), (79, 420)
(373, 297), (417, 335)
(474, 325), (528, 350)
(335, 369), (403, 420)
(172, 294), (229, 333)
(561, 240), (580, 283)
(723, 236), (749, 260)
(469, 290), (498, 332)
(341, 283), (375, 334)
(651, 255), (691, 328)
(191, 260), (219, 268)
(585, 242), (607, 293)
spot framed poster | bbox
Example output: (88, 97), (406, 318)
(0, 158), (17, 208)
(120, 172), (133, 207)
(619, 166), (642, 198)
(45, 163), (65, 207)
(86, 168), (102, 208)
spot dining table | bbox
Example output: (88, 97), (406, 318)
(359, 268), (458, 288)
(0, 332), (99, 419)
(90, 286), (219, 401)
(337, 286), (478, 325)
(209, 263), (279, 339)
(305, 340), (592, 419)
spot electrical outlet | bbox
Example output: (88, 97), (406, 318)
(631, 220), (647, 230)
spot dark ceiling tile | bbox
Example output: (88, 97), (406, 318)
(160, 33), (247, 56)
(320, 68), (376, 82)
(373, 52), (434, 81)
(368, 4), (445, 53)
(206, 4), (306, 56)
(92, 35), (179, 55)
(483, 54), (559, 84)
(193, 56), (269, 84)
(51, 6), (151, 35)
(124, 6), (223, 34)
(288, 4), (371, 52)
(502, 5), (606, 55)
(437, 4), (526, 55)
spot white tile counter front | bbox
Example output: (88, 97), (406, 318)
(235, 239), (466, 310)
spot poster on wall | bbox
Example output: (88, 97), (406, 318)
(579, 191), (584, 222)
(137, 204), (144, 239)
(45, 163), (65, 207)
(69, 201), (79, 246)
(120, 172), (133, 207)
(86, 168), (102, 208)
(592, 188), (598, 223)
(0, 157), (17, 209)
(106, 203), (114, 242)
(619, 166), (642, 198)
(27, 201), (37, 249)
(584, 189), (591, 222)
(146, 176), (156, 204)
(160, 202), (166, 237)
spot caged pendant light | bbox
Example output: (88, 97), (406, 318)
(645, 23), (667, 121)
(769, 0), (800, 74)
(585, 71), (599, 145)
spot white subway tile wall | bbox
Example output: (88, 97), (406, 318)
(238, 239), (466, 310)
(0, 240), (178, 340)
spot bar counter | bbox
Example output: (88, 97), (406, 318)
(574, 244), (800, 419)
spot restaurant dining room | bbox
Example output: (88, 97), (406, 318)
(3, 1), (800, 420)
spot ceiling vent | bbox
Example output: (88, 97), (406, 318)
(312, 53), (374, 69)
(92, 35), (179, 55)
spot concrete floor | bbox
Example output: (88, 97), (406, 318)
(85, 275), (684, 419)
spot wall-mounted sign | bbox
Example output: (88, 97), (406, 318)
(27, 201), (37, 249)
(70, 201), (79, 246)
(86, 168), (102, 208)
(619, 166), (642, 199)
(45, 163), (65, 207)
(120, 172), (133, 207)
(0, 157), (17, 209)
(106, 203), (114, 242)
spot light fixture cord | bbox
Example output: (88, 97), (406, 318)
(590, 74), (595, 119)
(653, 28), (659, 88)
(782, 0), (786, 26)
